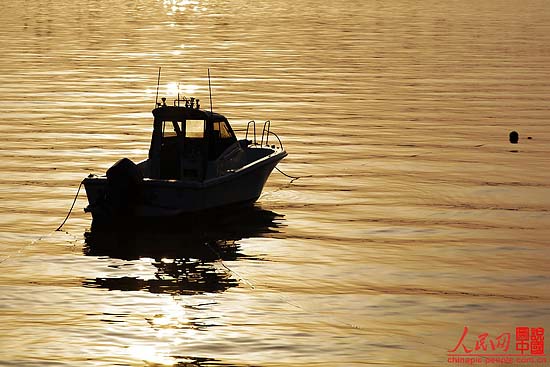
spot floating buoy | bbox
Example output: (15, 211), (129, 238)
(509, 131), (519, 144)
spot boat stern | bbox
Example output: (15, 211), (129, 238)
(82, 174), (108, 215)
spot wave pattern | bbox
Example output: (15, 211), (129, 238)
(1, 0), (550, 366)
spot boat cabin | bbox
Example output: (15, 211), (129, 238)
(147, 99), (241, 181)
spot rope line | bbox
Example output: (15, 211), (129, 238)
(203, 242), (256, 290)
(0, 231), (57, 265)
(275, 166), (311, 182)
(202, 241), (362, 331)
(56, 181), (83, 231)
(0, 181), (84, 265)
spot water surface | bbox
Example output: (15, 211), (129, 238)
(1, 0), (550, 366)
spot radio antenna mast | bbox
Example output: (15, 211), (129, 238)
(155, 67), (162, 107)
(208, 68), (213, 115)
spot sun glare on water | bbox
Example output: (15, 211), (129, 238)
(127, 345), (175, 366)
(162, 0), (206, 15)
(125, 300), (201, 365)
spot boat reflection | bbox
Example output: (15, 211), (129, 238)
(83, 205), (283, 295)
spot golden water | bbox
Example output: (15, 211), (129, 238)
(1, 0), (550, 365)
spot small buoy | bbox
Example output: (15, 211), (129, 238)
(509, 131), (519, 144)
(528, 136), (532, 140)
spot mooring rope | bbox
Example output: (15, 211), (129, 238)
(0, 231), (56, 265)
(275, 166), (311, 182)
(202, 241), (256, 290)
(0, 181), (84, 265)
(202, 240), (362, 331)
(56, 181), (84, 231)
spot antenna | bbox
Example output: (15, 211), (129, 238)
(208, 68), (213, 115)
(155, 67), (162, 107)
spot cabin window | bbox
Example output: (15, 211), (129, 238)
(186, 120), (205, 138)
(163, 121), (181, 138)
(212, 121), (233, 139)
(220, 121), (232, 139)
(209, 120), (237, 159)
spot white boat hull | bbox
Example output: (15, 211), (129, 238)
(83, 149), (286, 218)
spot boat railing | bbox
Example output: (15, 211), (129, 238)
(260, 120), (270, 146)
(243, 120), (284, 150)
(244, 120), (257, 144)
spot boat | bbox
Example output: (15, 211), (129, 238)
(83, 96), (287, 222)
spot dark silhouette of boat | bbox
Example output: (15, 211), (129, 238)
(83, 96), (286, 221)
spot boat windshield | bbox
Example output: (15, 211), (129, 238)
(213, 121), (232, 139)
(159, 118), (236, 161)
(186, 120), (204, 138)
(209, 120), (237, 159)
(162, 120), (205, 138)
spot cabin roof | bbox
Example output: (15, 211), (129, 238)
(152, 106), (227, 122)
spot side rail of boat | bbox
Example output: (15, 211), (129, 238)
(243, 120), (284, 150)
